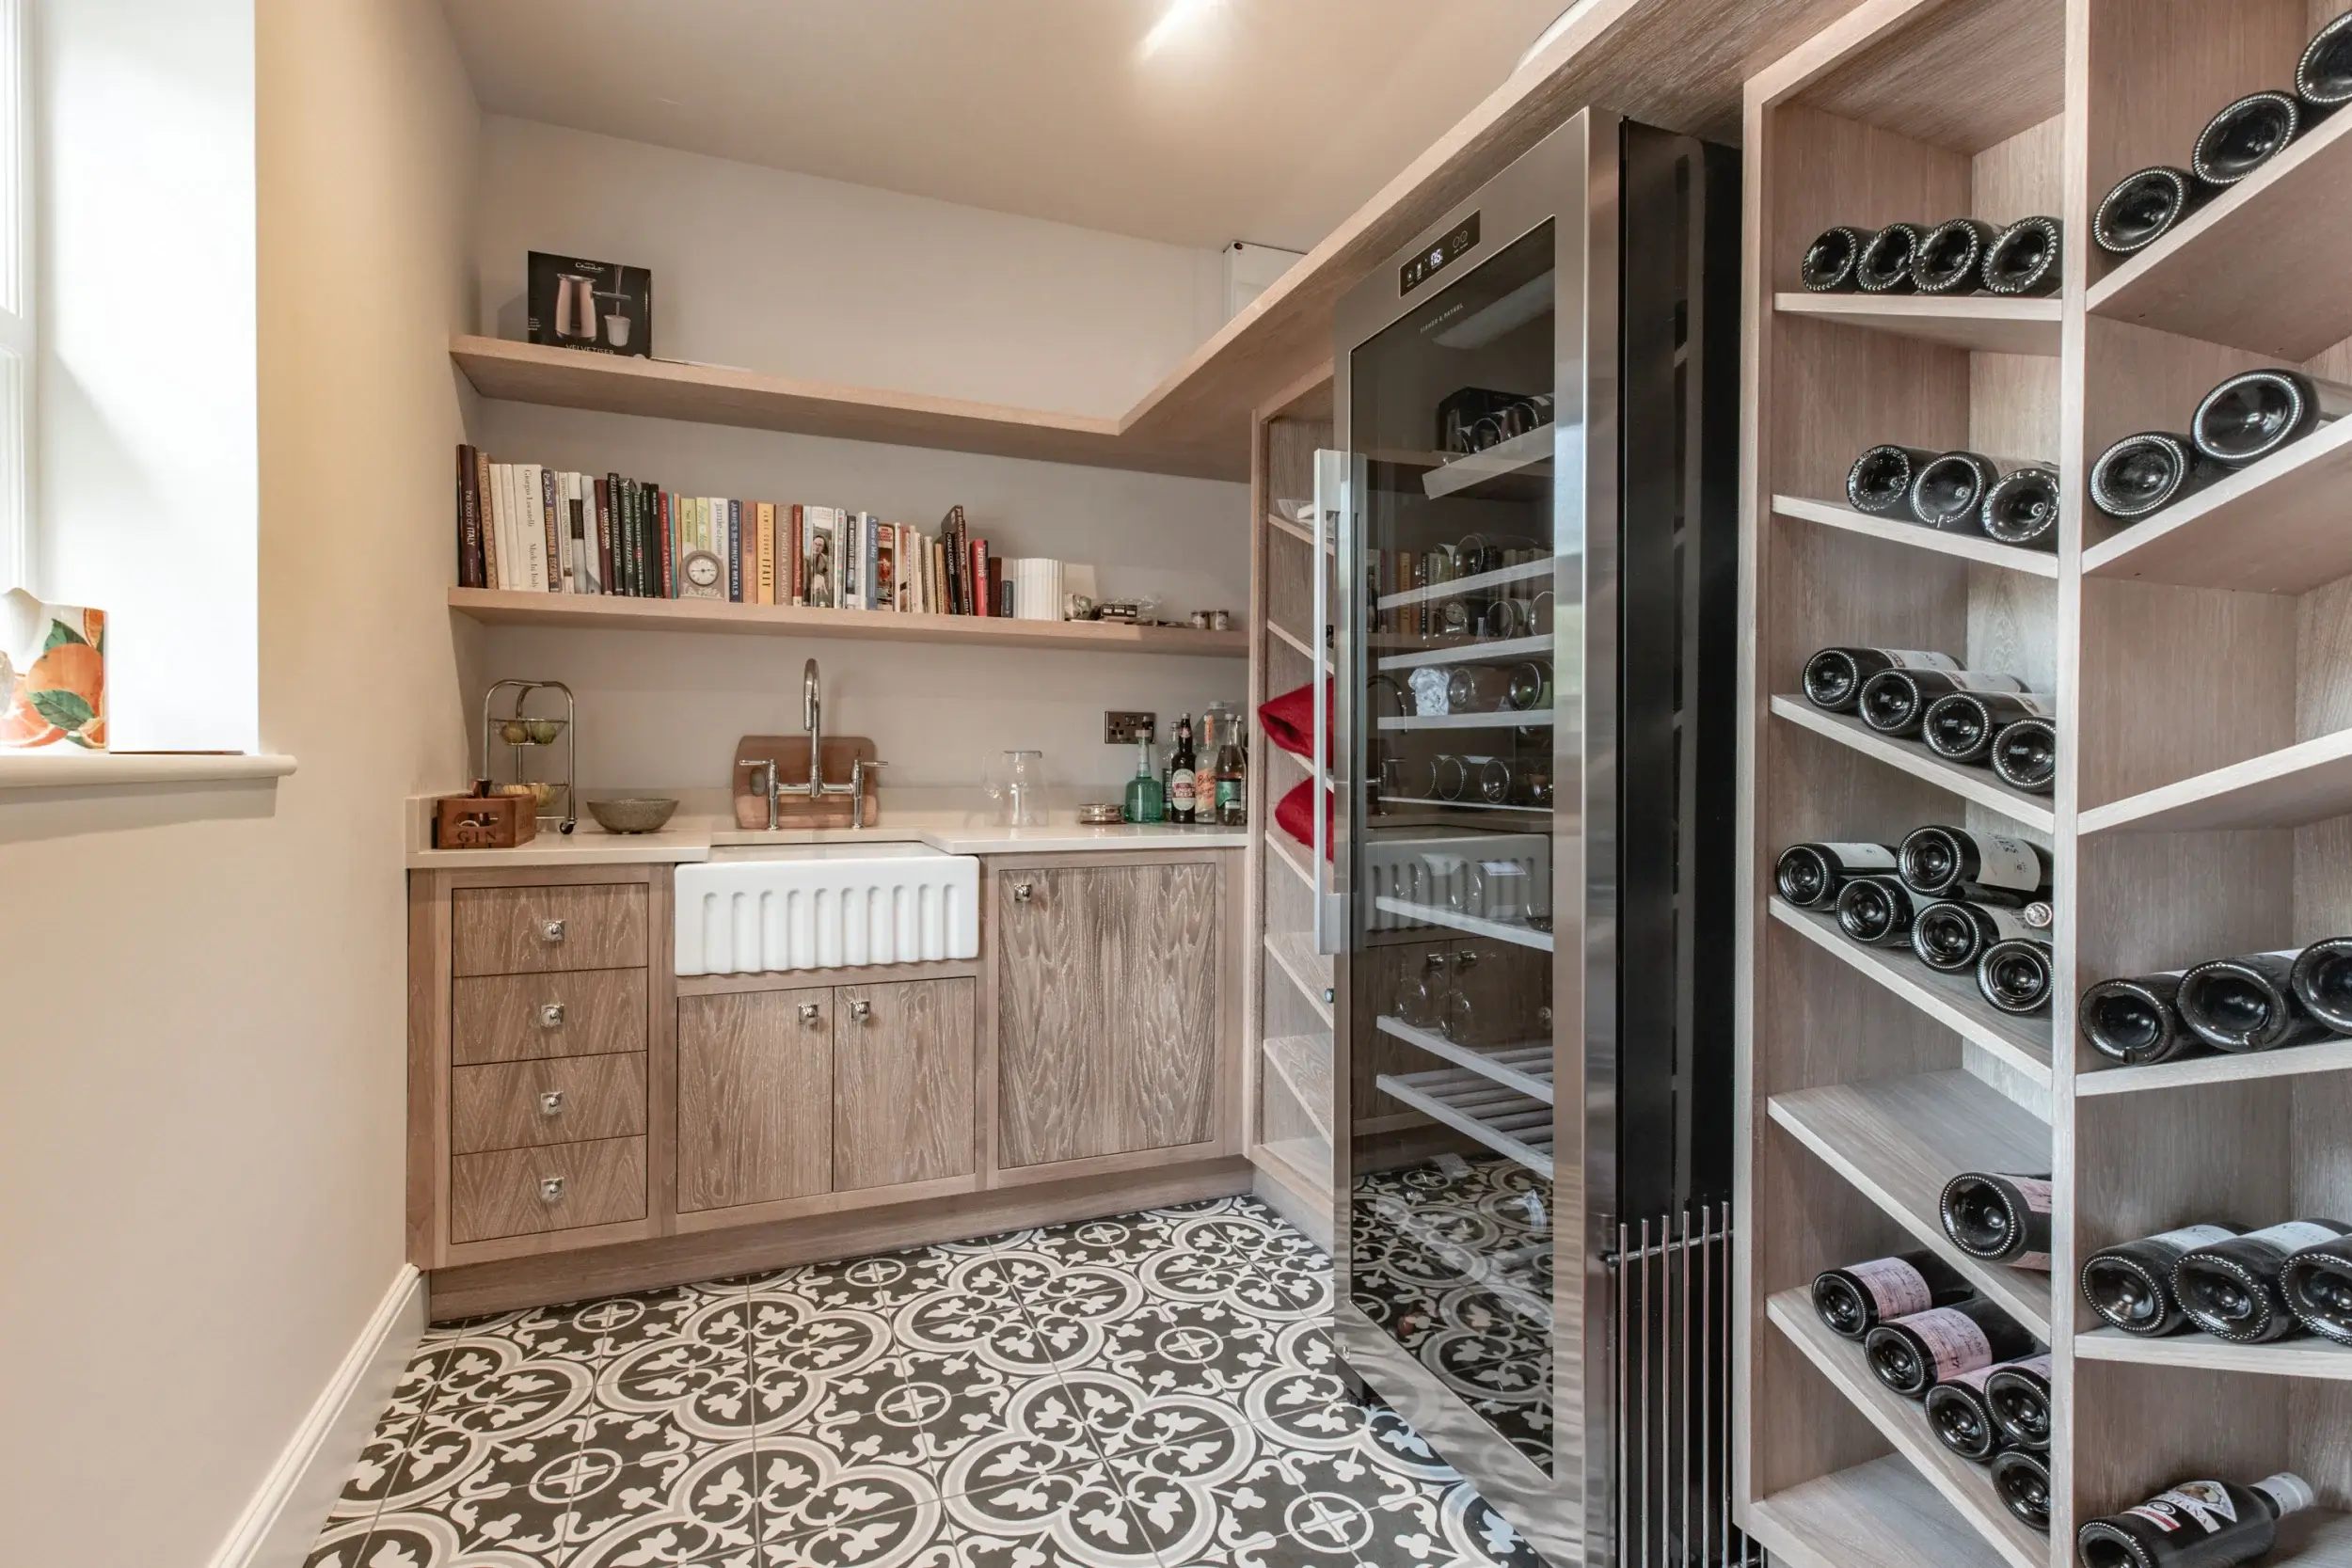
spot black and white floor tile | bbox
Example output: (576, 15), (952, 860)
(310, 1196), (1547, 1568)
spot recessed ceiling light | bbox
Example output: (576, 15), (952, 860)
(1517, 0), (1606, 73)
(1141, 0), (1222, 57)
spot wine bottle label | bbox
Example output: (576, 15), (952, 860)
(1817, 843), (1898, 870)
(2008, 1177), (2055, 1213)
(1846, 1257), (1932, 1319)
(1902, 1307), (1994, 1380)
(1879, 650), (1961, 672)
(1966, 832), (2045, 893)
(2126, 1481), (2238, 1536)
(1944, 1360), (2002, 1392)
(2144, 1224), (2240, 1254)
(2243, 1220), (2344, 1252)
(1170, 769), (1197, 811)
(1947, 672), (2030, 694)
(2005, 1353), (2054, 1380)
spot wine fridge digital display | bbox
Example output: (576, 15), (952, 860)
(1326, 110), (1742, 1565)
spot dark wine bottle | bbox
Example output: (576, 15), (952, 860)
(2299, 10), (2352, 118)
(2289, 936), (2352, 1032)
(1800, 225), (1869, 292)
(1912, 217), (1997, 294)
(1811, 1249), (1973, 1339)
(1803, 644), (1959, 711)
(2078, 1473), (2314, 1568)
(2192, 90), (2302, 186)
(2190, 368), (2352, 466)
(1855, 221), (1924, 293)
(1911, 451), (2029, 531)
(1991, 1449), (2052, 1534)
(2080, 972), (2197, 1065)
(1923, 691), (2056, 764)
(2093, 166), (2209, 256)
(2177, 950), (2330, 1053)
(1862, 1297), (2036, 1398)
(1990, 717), (2058, 794)
(1857, 667), (2028, 736)
(1979, 937), (2057, 1015)
(1775, 841), (1897, 910)
(1913, 900), (2051, 974)
(1836, 874), (1916, 946)
(1983, 1354), (2055, 1452)
(2282, 1237), (2352, 1346)
(1923, 1358), (2015, 1463)
(2175, 1219), (2352, 1342)
(1979, 466), (2061, 548)
(1983, 216), (2062, 297)
(2081, 1224), (2249, 1337)
(2090, 431), (2232, 520)
(1941, 1171), (2054, 1268)
(1898, 825), (2053, 902)
(1846, 445), (1941, 516)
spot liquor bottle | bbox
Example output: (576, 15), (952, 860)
(2282, 1237), (2352, 1345)
(1913, 899), (2051, 974)
(2190, 369), (2352, 466)
(1858, 667), (2028, 737)
(1983, 1354), (2055, 1451)
(1215, 731), (1247, 827)
(1862, 1297), (2036, 1397)
(1990, 1449), (2052, 1534)
(1167, 713), (1198, 825)
(1855, 221), (1924, 293)
(1811, 1250), (1973, 1339)
(1941, 1171), (2054, 1268)
(1979, 467), (2061, 548)
(1898, 825), (2053, 903)
(2176, 1220), (2352, 1342)
(1979, 937), (2057, 1015)
(1846, 445), (1942, 516)
(1912, 216), (1997, 294)
(2080, 972), (2196, 1064)
(2078, 1473), (2314, 1568)
(2192, 90), (2302, 185)
(1924, 1359), (2016, 1463)
(1836, 874), (1916, 946)
(2093, 166), (2209, 256)
(2081, 1224), (2249, 1337)
(1990, 717), (2058, 794)
(1799, 224), (1868, 292)
(2299, 10), (2352, 118)
(1121, 736), (1165, 825)
(2090, 431), (2231, 520)
(1802, 644), (1957, 711)
(1910, 451), (2021, 531)
(2290, 937), (2352, 1031)
(1982, 216), (2063, 298)
(1775, 842), (1898, 910)
(1923, 691), (2056, 764)
(2177, 950), (2329, 1053)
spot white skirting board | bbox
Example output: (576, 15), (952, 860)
(206, 1264), (424, 1568)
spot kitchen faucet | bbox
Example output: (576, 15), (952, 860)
(744, 657), (883, 828)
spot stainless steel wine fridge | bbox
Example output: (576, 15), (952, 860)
(1320, 108), (1745, 1566)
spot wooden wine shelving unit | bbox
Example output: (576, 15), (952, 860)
(1735, 3), (2352, 1566)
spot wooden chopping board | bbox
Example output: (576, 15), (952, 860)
(732, 735), (880, 829)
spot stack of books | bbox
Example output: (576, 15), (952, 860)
(455, 445), (1010, 614)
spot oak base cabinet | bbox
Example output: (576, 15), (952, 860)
(676, 987), (834, 1212)
(835, 978), (977, 1191)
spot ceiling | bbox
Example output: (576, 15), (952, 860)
(439, 0), (1571, 254)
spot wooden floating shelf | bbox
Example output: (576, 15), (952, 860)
(2087, 106), (2352, 361)
(1264, 828), (1314, 892)
(2075, 1325), (2352, 1380)
(2081, 417), (2352, 594)
(1769, 1069), (2053, 1339)
(1261, 1034), (1333, 1142)
(1772, 495), (2059, 578)
(2082, 728), (2352, 835)
(1772, 698), (2055, 832)
(1263, 929), (1334, 1026)
(1749, 1455), (2011, 1568)
(1766, 1292), (2045, 1568)
(1772, 292), (2063, 356)
(2077, 1035), (2352, 1098)
(447, 588), (1247, 657)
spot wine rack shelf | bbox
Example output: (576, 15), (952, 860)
(1375, 1015), (1555, 1103)
(1375, 634), (1554, 673)
(2075, 1325), (2352, 1382)
(1772, 494), (2061, 578)
(1419, 425), (1555, 501)
(1262, 1034), (1333, 1143)
(1263, 508), (1331, 555)
(1770, 698), (2056, 833)
(1263, 930), (1334, 1027)
(1375, 710), (1557, 732)
(2079, 414), (2352, 594)
(1768, 899), (2054, 1085)
(1372, 896), (1556, 953)
(1765, 1292), (2045, 1568)
(1374, 1065), (1555, 1179)
(1264, 618), (1321, 667)
(1772, 292), (2063, 356)
(2080, 727), (2352, 836)
(1264, 827), (1314, 892)
(1375, 556), (1554, 607)
(1768, 1071), (2053, 1339)
(1749, 1456), (2013, 1568)
(2076, 1035), (2352, 1098)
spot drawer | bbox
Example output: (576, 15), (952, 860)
(451, 1053), (646, 1155)
(453, 884), (647, 976)
(451, 1135), (645, 1243)
(453, 968), (646, 1065)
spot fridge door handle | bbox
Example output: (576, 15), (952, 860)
(1312, 448), (1348, 955)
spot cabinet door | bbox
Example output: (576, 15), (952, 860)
(834, 978), (976, 1192)
(1112, 860), (1220, 1152)
(675, 988), (833, 1212)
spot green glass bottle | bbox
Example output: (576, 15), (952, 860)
(1123, 736), (1165, 824)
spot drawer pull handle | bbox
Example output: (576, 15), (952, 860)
(798, 1002), (821, 1023)
(540, 918), (567, 943)
(538, 1002), (566, 1029)
(538, 1175), (566, 1204)
(538, 1089), (566, 1118)
(1012, 882), (1034, 903)
(849, 999), (871, 1022)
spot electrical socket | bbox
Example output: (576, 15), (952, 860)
(1104, 710), (1156, 744)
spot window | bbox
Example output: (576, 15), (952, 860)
(0, 0), (24, 593)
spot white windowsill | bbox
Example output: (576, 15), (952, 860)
(0, 752), (297, 790)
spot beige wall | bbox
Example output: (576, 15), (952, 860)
(0, 2), (479, 1564)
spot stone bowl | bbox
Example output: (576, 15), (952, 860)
(585, 797), (679, 834)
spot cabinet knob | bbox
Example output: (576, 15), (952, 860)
(1454, 950), (1480, 971)
(538, 1175), (566, 1204)
(537, 1002), (566, 1029)
(849, 999), (872, 1022)
(799, 1001), (822, 1023)
(1011, 882), (1034, 903)
(538, 1089), (566, 1118)
(539, 917), (567, 943)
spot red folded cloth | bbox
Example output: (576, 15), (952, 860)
(1259, 681), (1332, 762)
(1275, 778), (1333, 860)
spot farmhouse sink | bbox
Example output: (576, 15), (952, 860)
(675, 846), (980, 974)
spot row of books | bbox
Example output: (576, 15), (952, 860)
(453, 445), (1011, 614)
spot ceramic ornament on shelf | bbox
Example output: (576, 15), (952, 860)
(0, 587), (106, 749)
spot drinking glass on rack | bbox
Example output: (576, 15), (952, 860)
(1395, 952), (1450, 1031)
(1418, 852), (1471, 911)
(1454, 533), (1540, 577)
(1432, 753), (1472, 800)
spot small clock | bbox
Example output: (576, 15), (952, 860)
(679, 549), (725, 600)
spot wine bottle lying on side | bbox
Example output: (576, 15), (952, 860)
(1845, 446), (1940, 516)
(2092, 166), (2208, 256)
(1982, 216), (2061, 298)
(2190, 368), (2352, 467)
(1798, 224), (1868, 292)
(2290, 936), (2352, 1031)
(1979, 465), (2060, 547)
(1857, 667), (2027, 737)
(2077, 1473), (2313, 1568)
(1909, 216), (1997, 295)
(1862, 1296), (2036, 1398)
(1979, 936), (2056, 1015)
(1983, 1354), (2054, 1453)
(1810, 1250), (1972, 1340)
(1990, 1449), (2052, 1535)
(2281, 1235), (2352, 1346)
(1835, 874), (1915, 946)
(2090, 431), (2232, 521)
(2177, 950), (2332, 1053)
(1802, 644), (1957, 711)
(1910, 451), (2046, 532)
(1912, 899), (2050, 975)
(2080, 1224), (2248, 1338)
(2300, 10), (2352, 119)
(1925, 1355), (2037, 1464)
(1941, 1171), (2054, 1269)
(2175, 1219), (2352, 1343)
(1855, 221), (1925, 293)
(1897, 824), (2051, 902)
(2080, 972), (2193, 1065)
(1774, 841), (1896, 910)
(1922, 690), (2055, 763)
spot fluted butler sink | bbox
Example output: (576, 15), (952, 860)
(675, 845), (980, 974)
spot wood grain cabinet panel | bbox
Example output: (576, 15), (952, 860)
(450, 1134), (645, 1243)
(452, 968), (647, 1065)
(675, 987), (833, 1212)
(834, 979), (977, 1191)
(451, 1053), (647, 1155)
(453, 884), (648, 975)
